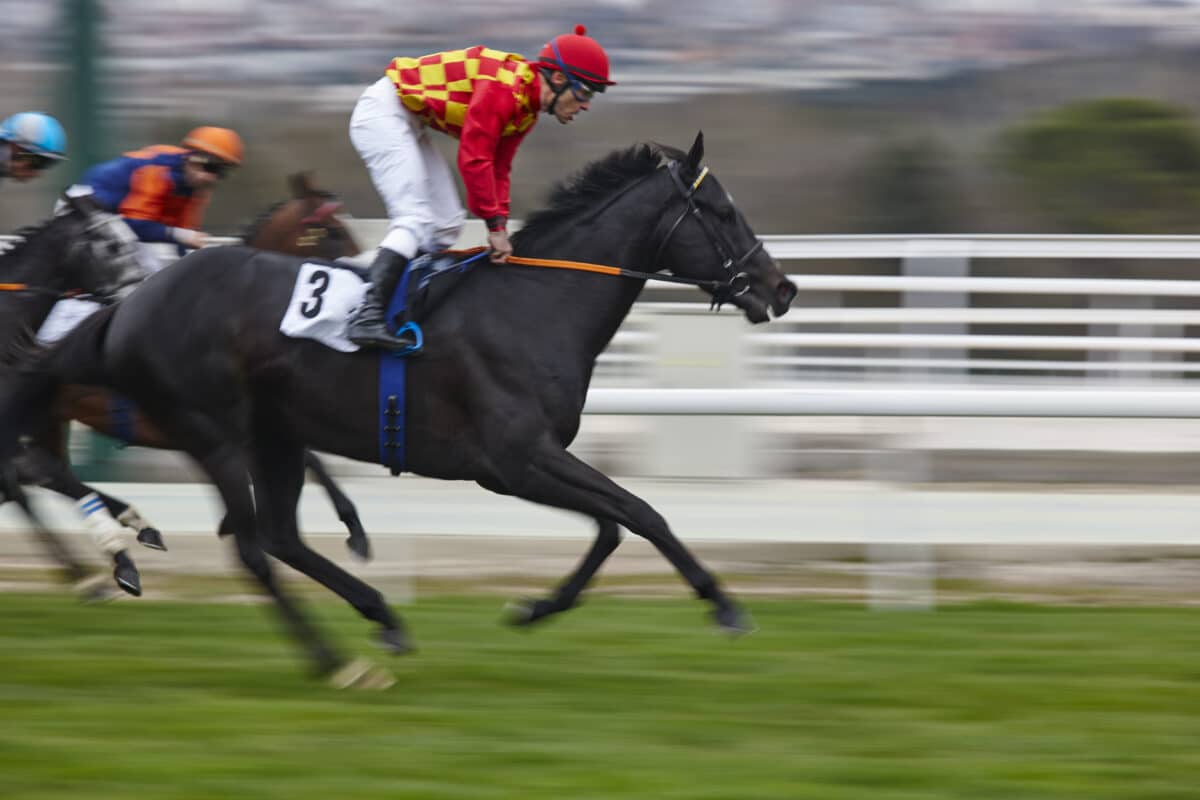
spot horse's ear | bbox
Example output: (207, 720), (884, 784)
(62, 186), (100, 217)
(288, 172), (315, 199)
(685, 131), (704, 171)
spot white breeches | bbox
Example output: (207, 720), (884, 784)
(349, 76), (465, 259)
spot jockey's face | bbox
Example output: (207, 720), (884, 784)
(6, 143), (57, 182)
(183, 154), (232, 191)
(541, 71), (592, 125)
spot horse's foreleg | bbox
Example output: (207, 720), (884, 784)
(3, 459), (111, 599)
(259, 436), (409, 656)
(94, 495), (167, 552)
(18, 444), (142, 596)
(496, 444), (753, 635)
(303, 450), (370, 561)
(504, 517), (622, 627)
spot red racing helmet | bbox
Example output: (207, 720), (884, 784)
(535, 25), (616, 92)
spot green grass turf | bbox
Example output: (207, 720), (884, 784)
(1, 592), (1199, 799)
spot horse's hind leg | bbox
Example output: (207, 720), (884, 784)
(256, 432), (410, 655)
(496, 443), (753, 635)
(504, 517), (622, 627)
(151, 407), (348, 679)
(303, 450), (370, 561)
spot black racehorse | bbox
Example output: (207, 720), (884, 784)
(0, 192), (151, 595)
(5, 177), (372, 600)
(2, 134), (798, 682)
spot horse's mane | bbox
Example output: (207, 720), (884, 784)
(514, 142), (685, 246)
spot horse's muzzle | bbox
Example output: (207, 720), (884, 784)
(772, 279), (798, 317)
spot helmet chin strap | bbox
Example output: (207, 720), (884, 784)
(541, 68), (570, 116)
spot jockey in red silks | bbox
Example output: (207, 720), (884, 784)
(0, 111), (67, 185)
(346, 24), (616, 351)
(73, 126), (243, 271)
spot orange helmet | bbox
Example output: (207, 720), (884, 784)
(182, 126), (244, 165)
(535, 25), (615, 91)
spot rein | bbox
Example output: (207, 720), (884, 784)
(449, 249), (725, 291)
(450, 159), (763, 302)
(0, 283), (72, 298)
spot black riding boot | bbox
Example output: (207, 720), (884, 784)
(347, 248), (419, 351)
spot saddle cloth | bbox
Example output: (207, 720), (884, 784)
(279, 262), (369, 352)
(280, 255), (475, 352)
(37, 298), (104, 344)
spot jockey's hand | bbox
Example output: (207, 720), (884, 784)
(487, 230), (512, 263)
(172, 228), (210, 250)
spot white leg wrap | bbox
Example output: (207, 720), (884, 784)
(117, 506), (149, 534)
(77, 493), (126, 555)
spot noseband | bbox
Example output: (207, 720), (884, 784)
(651, 161), (764, 307)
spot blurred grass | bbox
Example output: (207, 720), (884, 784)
(1, 593), (1200, 799)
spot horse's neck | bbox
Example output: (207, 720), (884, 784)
(0, 227), (71, 336)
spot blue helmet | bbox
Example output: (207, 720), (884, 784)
(0, 112), (68, 160)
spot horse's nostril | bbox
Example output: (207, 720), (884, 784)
(777, 280), (798, 307)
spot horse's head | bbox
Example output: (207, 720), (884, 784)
(650, 133), (797, 323)
(243, 173), (361, 260)
(50, 191), (149, 300)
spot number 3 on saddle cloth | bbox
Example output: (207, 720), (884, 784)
(279, 250), (483, 475)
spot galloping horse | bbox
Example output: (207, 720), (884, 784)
(4, 135), (798, 682)
(9, 175), (371, 598)
(0, 192), (151, 596)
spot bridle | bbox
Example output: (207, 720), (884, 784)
(650, 160), (764, 307)
(0, 210), (144, 301)
(451, 158), (768, 309)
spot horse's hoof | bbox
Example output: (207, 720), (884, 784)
(136, 527), (168, 551)
(112, 551), (142, 597)
(346, 534), (371, 562)
(74, 574), (120, 604)
(503, 597), (557, 627)
(713, 605), (757, 637)
(329, 657), (396, 691)
(376, 626), (415, 656)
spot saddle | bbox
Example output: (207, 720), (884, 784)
(279, 250), (483, 354)
(397, 250), (483, 327)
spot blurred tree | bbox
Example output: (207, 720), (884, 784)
(848, 136), (967, 233)
(998, 98), (1200, 233)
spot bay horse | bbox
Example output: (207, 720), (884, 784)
(4, 134), (798, 682)
(10, 174), (371, 599)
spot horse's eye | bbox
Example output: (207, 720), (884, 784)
(106, 241), (122, 255)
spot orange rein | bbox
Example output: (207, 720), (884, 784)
(0, 283), (29, 291)
(447, 247), (623, 277)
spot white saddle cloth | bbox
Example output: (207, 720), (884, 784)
(279, 262), (369, 353)
(36, 298), (104, 344)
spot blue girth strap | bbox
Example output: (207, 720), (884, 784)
(109, 394), (136, 446)
(377, 263), (419, 475)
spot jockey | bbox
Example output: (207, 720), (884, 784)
(346, 24), (615, 350)
(73, 126), (243, 271)
(0, 111), (67, 184)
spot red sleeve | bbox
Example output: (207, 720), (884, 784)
(492, 132), (525, 219)
(458, 79), (522, 222)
